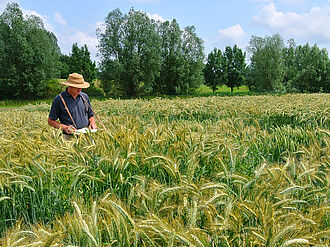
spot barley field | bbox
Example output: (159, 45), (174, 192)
(0, 94), (329, 246)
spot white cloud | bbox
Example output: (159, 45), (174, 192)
(0, 0), (15, 12)
(54, 12), (66, 26)
(95, 21), (105, 33)
(58, 28), (99, 61)
(253, 3), (330, 44)
(218, 24), (247, 46)
(68, 31), (98, 50)
(0, 3), (54, 32)
(22, 9), (55, 32)
(146, 13), (167, 22)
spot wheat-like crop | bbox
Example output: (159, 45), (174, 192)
(0, 94), (329, 246)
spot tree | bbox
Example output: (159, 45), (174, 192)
(0, 3), (60, 99)
(155, 19), (184, 95)
(59, 54), (70, 79)
(223, 45), (246, 92)
(247, 34), (285, 92)
(203, 48), (224, 92)
(69, 43), (96, 83)
(248, 36), (329, 93)
(97, 8), (124, 97)
(98, 8), (161, 97)
(180, 25), (204, 94)
(290, 44), (329, 93)
(282, 38), (296, 90)
(123, 9), (161, 97)
(58, 43), (100, 96)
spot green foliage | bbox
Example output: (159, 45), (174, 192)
(0, 3), (60, 99)
(247, 34), (285, 92)
(195, 84), (252, 98)
(156, 19), (184, 95)
(284, 43), (330, 93)
(58, 54), (71, 79)
(247, 34), (330, 93)
(97, 8), (204, 97)
(44, 79), (65, 98)
(98, 8), (161, 97)
(84, 84), (105, 98)
(179, 25), (205, 94)
(69, 43), (97, 84)
(223, 45), (246, 92)
(204, 45), (246, 93)
(203, 48), (224, 92)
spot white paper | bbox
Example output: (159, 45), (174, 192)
(75, 128), (97, 134)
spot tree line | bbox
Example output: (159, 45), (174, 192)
(0, 3), (329, 99)
(246, 34), (330, 93)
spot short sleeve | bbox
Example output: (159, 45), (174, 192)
(49, 96), (60, 120)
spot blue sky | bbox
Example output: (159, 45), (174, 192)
(1, 0), (330, 63)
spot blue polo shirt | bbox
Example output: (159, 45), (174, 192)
(49, 89), (94, 129)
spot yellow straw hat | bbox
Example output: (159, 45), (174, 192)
(61, 73), (90, 88)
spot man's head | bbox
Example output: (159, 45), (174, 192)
(61, 73), (90, 88)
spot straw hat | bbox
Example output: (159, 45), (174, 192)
(61, 73), (90, 88)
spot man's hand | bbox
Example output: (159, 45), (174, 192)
(62, 125), (76, 134)
(48, 118), (76, 134)
(89, 116), (97, 129)
(89, 122), (97, 129)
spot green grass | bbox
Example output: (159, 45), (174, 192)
(195, 84), (253, 97)
(0, 99), (52, 108)
(196, 84), (250, 93)
(0, 84), (249, 108)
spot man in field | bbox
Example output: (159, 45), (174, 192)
(48, 73), (97, 138)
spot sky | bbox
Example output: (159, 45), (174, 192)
(1, 0), (330, 63)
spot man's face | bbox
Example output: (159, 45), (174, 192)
(73, 87), (82, 95)
(68, 86), (82, 98)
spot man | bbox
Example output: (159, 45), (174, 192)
(48, 73), (97, 136)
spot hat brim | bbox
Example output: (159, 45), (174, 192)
(61, 81), (90, 88)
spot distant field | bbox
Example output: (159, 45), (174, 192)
(196, 84), (250, 94)
(0, 99), (52, 108)
(0, 83), (249, 108)
(0, 93), (328, 245)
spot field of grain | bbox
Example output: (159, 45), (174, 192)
(0, 94), (329, 246)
